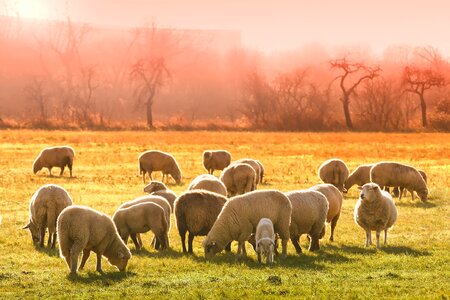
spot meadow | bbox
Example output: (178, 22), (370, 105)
(0, 130), (449, 299)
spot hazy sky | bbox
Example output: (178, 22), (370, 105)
(4, 0), (450, 54)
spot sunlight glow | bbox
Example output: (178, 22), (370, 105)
(11, 0), (50, 20)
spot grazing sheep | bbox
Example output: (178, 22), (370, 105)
(57, 205), (131, 274)
(138, 150), (182, 184)
(119, 195), (171, 249)
(113, 202), (169, 250)
(354, 183), (398, 248)
(143, 180), (177, 210)
(255, 218), (275, 264)
(318, 159), (350, 192)
(285, 190), (329, 253)
(220, 163), (256, 197)
(32, 146), (75, 177)
(233, 158), (262, 186)
(344, 164), (373, 192)
(174, 190), (228, 254)
(370, 162), (428, 202)
(203, 190), (292, 259)
(256, 160), (265, 184)
(23, 184), (73, 248)
(309, 184), (343, 241)
(202, 150), (231, 174)
(188, 174), (228, 196)
(393, 169), (428, 199)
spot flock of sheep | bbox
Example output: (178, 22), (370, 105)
(23, 146), (429, 274)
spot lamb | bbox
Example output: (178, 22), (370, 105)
(202, 150), (231, 174)
(113, 202), (169, 250)
(354, 183), (398, 248)
(23, 184), (73, 248)
(344, 164), (373, 192)
(138, 150), (182, 184)
(32, 146), (75, 177)
(57, 205), (131, 274)
(119, 195), (171, 249)
(143, 180), (177, 210)
(309, 183), (343, 241)
(285, 190), (329, 253)
(188, 174), (228, 196)
(174, 190), (229, 254)
(219, 163), (256, 197)
(255, 218), (275, 264)
(233, 158), (262, 186)
(203, 190), (292, 259)
(318, 158), (350, 192)
(370, 162), (428, 202)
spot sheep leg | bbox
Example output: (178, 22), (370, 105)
(384, 229), (388, 245)
(137, 234), (143, 248)
(47, 232), (52, 248)
(180, 231), (187, 253)
(309, 235), (320, 252)
(187, 232), (195, 254)
(142, 170), (146, 183)
(257, 251), (262, 263)
(69, 243), (83, 274)
(224, 242), (232, 252)
(130, 233), (141, 250)
(153, 236), (161, 250)
(51, 233), (57, 249)
(398, 188), (403, 201)
(68, 161), (73, 177)
(39, 226), (46, 248)
(291, 234), (302, 254)
(79, 249), (90, 270)
(376, 230), (381, 249)
(267, 252), (273, 264)
(48, 167), (53, 177)
(330, 216), (339, 241)
(408, 189), (415, 201)
(280, 238), (288, 258)
(96, 253), (104, 274)
(242, 242), (247, 256)
(59, 166), (65, 176)
(365, 230), (372, 247)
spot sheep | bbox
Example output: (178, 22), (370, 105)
(318, 158), (350, 192)
(354, 183), (398, 248)
(255, 218), (275, 264)
(23, 184), (73, 248)
(138, 150), (182, 184)
(57, 205), (131, 274)
(188, 174), (228, 196)
(285, 190), (329, 253)
(309, 183), (343, 241)
(256, 160), (265, 184)
(174, 190), (229, 254)
(143, 180), (177, 210)
(203, 190), (292, 259)
(344, 164), (373, 192)
(113, 202), (169, 250)
(233, 158), (262, 186)
(219, 163), (256, 197)
(119, 195), (171, 249)
(370, 162), (428, 202)
(32, 146), (75, 177)
(393, 169), (428, 199)
(202, 150), (231, 174)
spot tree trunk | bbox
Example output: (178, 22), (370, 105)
(146, 99), (153, 129)
(420, 94), (427, 127)
(342, 95), (354, 129)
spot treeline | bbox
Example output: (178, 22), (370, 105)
(0, 16), (449, 131)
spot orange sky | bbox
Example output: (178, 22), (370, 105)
(3, 0), (449, 54)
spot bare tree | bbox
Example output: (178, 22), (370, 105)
(24, 78), (51, 125)
(330, 57), (381, 129)
(73, 66), (99, 127)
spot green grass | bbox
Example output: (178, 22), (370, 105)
(0, 130), (449, 299)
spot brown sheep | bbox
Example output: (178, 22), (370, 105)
(318, 158), (350, 192)
(33, 146), (75, 177)
(220, 163), (256, 197)
(143, 180), (177, 210)
(138, 150), (182, 184)
(202, 150), (231, 174)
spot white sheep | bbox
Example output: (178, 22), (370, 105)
(203, 150), (231, 174)
(138, 150), (182, 184)
(354, 183), (398, 248)
(255, 218), (275, 264)
(57, 205), (131, 274)
(285, 190), (329, 253)
(318, 158), (350, 192)
(203, 190), (292, 259)
(32, 146), (75, 177)
(188, 174), (228, 196)
(143, 180), (177, 210)
(220, 163), (256, 197)
(23, 184), (73, 248)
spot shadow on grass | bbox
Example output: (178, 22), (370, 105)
(131, 247), (184, 259)
(380, 245), (430, 256)
(67, 270), (136, 284)
(34, 244), (60, 257)
(395, 200), (436, 209)
(325, 244), (430, 257)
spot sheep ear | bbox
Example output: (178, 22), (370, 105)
(22, 222), (30, 229)
(357, 186), (363, 190)
(371, 186), (379, 191)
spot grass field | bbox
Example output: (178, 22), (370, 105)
(0, 130), (449, 299)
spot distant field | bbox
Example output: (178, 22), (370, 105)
(0, 130), (449, 299)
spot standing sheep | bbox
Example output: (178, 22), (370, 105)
(344, 164), (373, 192)
(354, 183), (398, 248)
(233, 158), (262, 186)
(220, 163), (256, 197)
(309, 183), (343, 241)
(203, 190), (292, 259)
(202, 150), (231, 175)
(57, 205), (131, 274)
(256, 160), (265, 184)
(143, 180), (177, 210)
(318, 158), (350, 192)
(255, 218), (275, 264)
(393, 169), (428, 199)
(174, 190), (229, 254)
(23, 184), (73, 248)
(138, 150), (182, 184)
(370, 162), (428, 202)
(113, 202), (169, 250)
(32, 146), (75, 177)
(285, 190), (329, 253)
(188, 174), (228, 196)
